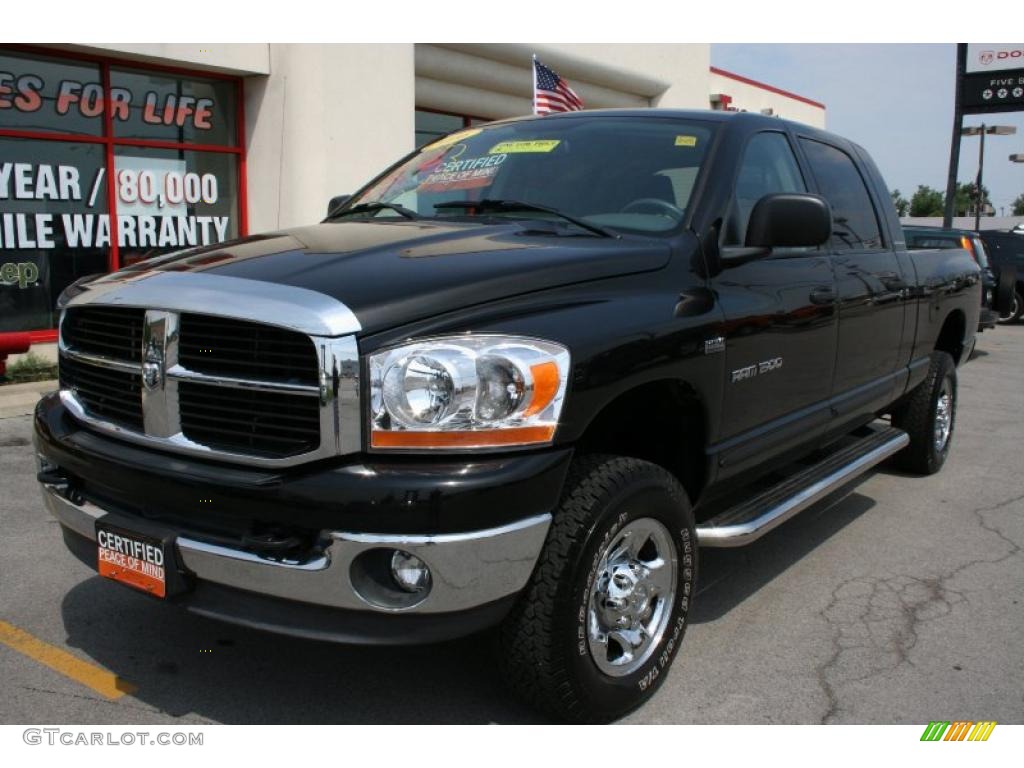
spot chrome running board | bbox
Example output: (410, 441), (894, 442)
(696, 426), (909, 548)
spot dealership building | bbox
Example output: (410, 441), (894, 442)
(0, 43), (824, 351)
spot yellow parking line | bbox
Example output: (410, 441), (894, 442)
(0, 620), (137, 700)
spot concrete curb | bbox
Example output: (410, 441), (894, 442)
(0, 380), (57, 419)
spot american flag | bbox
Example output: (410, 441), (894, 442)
(533, 57), (584, 115)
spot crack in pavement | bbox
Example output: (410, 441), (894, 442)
(968, 492), (1024, 561)
(815, 491), (1024, 724)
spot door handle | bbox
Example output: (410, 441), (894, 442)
(880, 276), (908, 291)
(809, 286), (836, 305)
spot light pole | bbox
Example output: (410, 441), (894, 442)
(961, 125), (1016, 230)
(1013, 156), (1024, 218)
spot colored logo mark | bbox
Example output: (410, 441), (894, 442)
(920, 721), (997, 742)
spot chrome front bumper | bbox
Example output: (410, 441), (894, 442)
(41, 482), (550, 615)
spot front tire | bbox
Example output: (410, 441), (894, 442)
(892, 351), (957, 475)
(498, 455), (697, 723)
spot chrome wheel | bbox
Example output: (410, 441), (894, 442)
(586, 517), (677, 678)
(934, 383), (953, 452)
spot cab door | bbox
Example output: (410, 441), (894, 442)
(711, 130), (838, 476)
(797, 137), (907, 424)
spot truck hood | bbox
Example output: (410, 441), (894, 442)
(102, 220), (672, 335)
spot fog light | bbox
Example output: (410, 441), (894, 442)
(390, 550), (431, 593)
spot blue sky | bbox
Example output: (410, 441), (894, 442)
(712, 44), (1024, 214)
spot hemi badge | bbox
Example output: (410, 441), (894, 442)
(703, 336), (725, 355)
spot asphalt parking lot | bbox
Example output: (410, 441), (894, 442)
(1, 328), (1021, 725)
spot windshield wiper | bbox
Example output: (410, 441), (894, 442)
(434, 199), (616, 238)
(325, 202), (419, 221)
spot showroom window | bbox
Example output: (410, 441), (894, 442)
(0, 46), (246, 340)
(414, 109), (487, 148)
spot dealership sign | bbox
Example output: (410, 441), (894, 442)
(961, 71), (1024, 111)
(0, 72), (218, 130)
(961, 43), (1024, 113)
(0, 47), (242, 338)
(0, 159), (230, 250)
(942, 43), (1024, 228)
(965, 44), (1024, 74)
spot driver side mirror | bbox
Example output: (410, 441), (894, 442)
(746, 193), (832, 248)
(327, 194), (351, 217)
(721, 193), (832, 267)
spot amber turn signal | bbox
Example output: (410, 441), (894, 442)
(371, 425), (556, 449)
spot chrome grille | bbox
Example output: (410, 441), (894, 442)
(175, 314), (321, 456)
(58, 300), (359, 467)
(58, 353), (144, 431)
(61, 306), (145, 361)
(179, 314), (319, 387)
(179, 381), (321, 457)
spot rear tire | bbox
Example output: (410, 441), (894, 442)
(891, 351), (957, 475)
(498, 455), (697, 723)
(997, 288), (1022, 324)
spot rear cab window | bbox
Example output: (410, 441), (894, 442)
(906, 234), (961, 250)
(799, 138), (884, 251)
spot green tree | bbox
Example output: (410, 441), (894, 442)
(1012, 193), (1024, 216)
(953, 182), (991, 216)
(910, 185), (944, 217)
(891, 189), (909, 217)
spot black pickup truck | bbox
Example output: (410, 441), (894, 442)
(34, 110), (981, 723)
(978, 229), (1024, 324)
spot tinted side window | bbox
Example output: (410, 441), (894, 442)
(800, 139), (882, 251)
(724, 132), (806, 245)
(906, 235), (959, 250)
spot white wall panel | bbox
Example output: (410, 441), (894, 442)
(416, 44), (658, 119)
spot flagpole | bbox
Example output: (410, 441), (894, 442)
(532, 54), (538, 116)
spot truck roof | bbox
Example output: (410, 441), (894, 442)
(486, 107), (825, 135)
(484, 109), (873, 176)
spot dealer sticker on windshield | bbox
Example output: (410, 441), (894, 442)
(417, 153), (508, 192)
(488, 139), (561, 154)
(96, 523), (167, 598)
(423, 128), (482, 152)
(674, 135), (698, 147)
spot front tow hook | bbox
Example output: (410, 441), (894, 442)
(37, 469), (84, 506)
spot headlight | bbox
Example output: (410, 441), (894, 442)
(369, 335), (570, 449)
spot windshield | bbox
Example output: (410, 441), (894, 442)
(346, 117), (716, 235)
